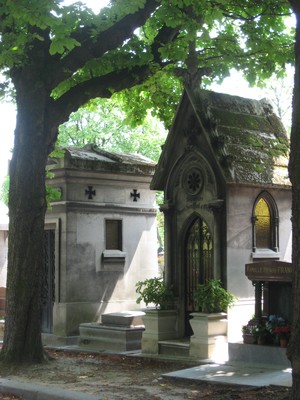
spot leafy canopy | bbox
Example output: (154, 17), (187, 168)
(57, 97), (167, 162)
(0, 1), (294, 128)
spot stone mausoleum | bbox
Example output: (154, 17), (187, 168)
(42, 145), (158, 343)
(151, 86), (292, 350)
(0, 86), (292, 359)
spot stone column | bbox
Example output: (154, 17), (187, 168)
(253, 281), (263, 322)
(159, 202), (175, 286)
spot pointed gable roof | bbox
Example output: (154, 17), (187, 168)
(151, 88), (290, 190)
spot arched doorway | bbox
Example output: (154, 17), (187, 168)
(185, 216), (213, 335)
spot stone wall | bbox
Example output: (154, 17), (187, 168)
(45, 146), (158, 337)
(226, 184), (292, 342)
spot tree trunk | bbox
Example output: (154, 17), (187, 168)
(0, 77), (53, 363)
(287, 1), (300, 397)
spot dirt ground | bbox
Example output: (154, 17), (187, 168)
(0, 350), (291, 400)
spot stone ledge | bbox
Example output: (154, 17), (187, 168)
(101, 311), (145, 327)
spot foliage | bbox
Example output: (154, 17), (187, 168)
(267, 315), (291, 340)
(135, 277), (174, 310)
(114, 2), (295, 129)
(263, 72), (293, 131)
(194, 279), (236, 313)
(57, 98), (167, 250)
(116, 69), (183, 129)
(0, 0), (296, 365)
(58, 97), (167, 162)
(0, 176), (9, 207)
(251, 323), (269, 339)
(0, 1), (295, 127)
(242, 315), (291, 344)
(242, 323), (254, 335)
(0, 154), (63, 210)
(274, 325), (291, 340)
(45, 177), (62, 209)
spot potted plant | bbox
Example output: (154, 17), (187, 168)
(269, 316), (291, 348)
(135, 277), (174, 310)
(193, 279), (236, 313)
(189, 279), (236, 359)
(265, 315), (291, 347)
(274, 325), (291, 348)
(242, 323), (257, 344)
(252, 323), (269, 345)
(135, 277), (178, 354)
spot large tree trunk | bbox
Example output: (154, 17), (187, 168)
(287, 1), (300, 397)
(0, 75), (53, 363)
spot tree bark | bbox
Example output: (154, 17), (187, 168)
(287, 1), (300, 397)
(0, 69), (52, 362)
(0, 0), (181, 364)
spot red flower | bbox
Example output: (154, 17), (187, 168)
(274, 325), (291, 334)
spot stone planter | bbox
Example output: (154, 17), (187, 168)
(189, 312), (227, 359)
(141, 309), (178, 354)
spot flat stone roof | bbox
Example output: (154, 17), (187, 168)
(51, 144), (156, 176)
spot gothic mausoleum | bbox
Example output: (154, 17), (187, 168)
(151, 86), (292, 348)
(43, 145), (158, 343)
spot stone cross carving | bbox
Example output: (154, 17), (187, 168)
(130, 189), (140, 202)
(85, 185), (96, 199)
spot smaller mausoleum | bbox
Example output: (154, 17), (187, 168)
(44, 144), (158, 343)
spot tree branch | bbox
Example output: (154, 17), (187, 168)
(210, 0), (291, 21)
(47, 64), (151, 135)
(56, 0), (158, 82)
(151, 24), (180, 64)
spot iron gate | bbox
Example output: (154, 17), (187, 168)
(185, 217), (213, 314)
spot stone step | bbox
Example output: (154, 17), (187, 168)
(79, 311), (146, 352)
(158, 339), (190, 357)
(80, 323), (145, 352)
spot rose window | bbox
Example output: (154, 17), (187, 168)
(183, 168), (203, 195)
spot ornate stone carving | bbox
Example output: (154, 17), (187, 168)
(183, 167), (203, 196)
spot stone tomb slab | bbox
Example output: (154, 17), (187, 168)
(101, 311), (144, 327)
(229, 342), (290, 368)
(79, 311), (145, 352)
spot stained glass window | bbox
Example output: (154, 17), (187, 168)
(254, 198), (271, 249)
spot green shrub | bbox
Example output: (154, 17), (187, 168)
(194, 279), (236, 313)
(135, 277), (174, 310)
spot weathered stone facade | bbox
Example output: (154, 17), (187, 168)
(151, 88), (291, 343)
(44, 145), (158, 340)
